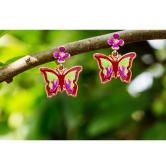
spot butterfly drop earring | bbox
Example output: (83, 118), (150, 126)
(93, 33), (136, 84)
(40, 46), (83, 98)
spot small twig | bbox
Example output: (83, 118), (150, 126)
(0, 30), (166, 83)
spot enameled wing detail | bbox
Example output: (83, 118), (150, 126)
(94, 52), (136, 84)
(40, 66), (82, 97)
(64, 66), (83, 97)
(117, 52), (136, 83)
(94, 53), (114, 83)
(40, 67), (60, 98)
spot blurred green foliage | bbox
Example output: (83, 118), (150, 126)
(0, 30), (165, 140)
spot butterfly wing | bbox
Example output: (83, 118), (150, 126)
(40, 67), (60, 98)
(118, 52), (136, 83)
(93, 53), (114, 83)
(64, 66), (83, 97)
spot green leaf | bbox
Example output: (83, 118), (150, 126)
(0, 30), (9, 38)
(141, 122), (166, 140)
(5, 56), (24, 65)
(0, 83), (3, 90)
(0, 62), (4, 67)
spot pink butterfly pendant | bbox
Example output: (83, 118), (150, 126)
(93, 52), (136, 84)
(40, 65), (83, 98)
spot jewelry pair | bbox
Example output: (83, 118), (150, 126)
(40, 33), (137, 98)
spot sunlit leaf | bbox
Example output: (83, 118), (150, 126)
(0, 83), (3, 90)
(152, 98), (165, 116)
(0, 30), (9, 38)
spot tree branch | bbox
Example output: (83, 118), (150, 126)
(0, 30), (166, 83)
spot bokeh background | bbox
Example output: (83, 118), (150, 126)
(0, 30), (165, 140)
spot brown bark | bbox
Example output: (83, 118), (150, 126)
(0, 30), (166, 83)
